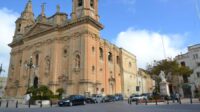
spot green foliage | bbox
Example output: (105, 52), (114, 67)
(28, 85), (54, 101)
(147, 59), (193, 77)
(146, 59), (193, 93)
(56, 88), (65, 99)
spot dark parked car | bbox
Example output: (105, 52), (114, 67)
(102, 95), (116, 102)
(115, 94), (124, 101)
(58, 95), (86, 107)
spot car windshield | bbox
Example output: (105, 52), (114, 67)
(64, 95), (76, 100)
(92, 94), (97, 97)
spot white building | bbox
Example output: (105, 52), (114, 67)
(175, 44), (200, 97)
(0, 77), (7, 97)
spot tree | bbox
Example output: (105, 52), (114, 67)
(146, 59), (193, 93)
(56, 88), (65, 99)
(37, 85), (53, 100)
(27, 85), (53, 101)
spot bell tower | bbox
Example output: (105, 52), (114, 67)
(71, 0), (99, 21)
(14, 0), (35, 37)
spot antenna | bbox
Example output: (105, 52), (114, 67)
(161, 37), (167, 59)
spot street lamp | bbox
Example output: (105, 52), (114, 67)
(0, 64), (5, 75)
(25, 56), (34, 91)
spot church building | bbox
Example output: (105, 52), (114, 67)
(5, 0), (137, 98)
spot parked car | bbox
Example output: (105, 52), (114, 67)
(115, 94), (124, 101)
(58, 95), (86, 107)
(141, 93), (151, 100)
(91, 94), (103, 103)
(102, 95), (116, 102)
(130, 94), (144, 101)
(85, 97), (96, 104)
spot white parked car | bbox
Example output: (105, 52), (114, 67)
(130, 94), (144, 101)
(91, 94), (103, 103)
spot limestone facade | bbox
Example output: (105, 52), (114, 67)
(5, 0), (137, 98)
(175, 44), (200, 97)
(137, 68), (155, 94)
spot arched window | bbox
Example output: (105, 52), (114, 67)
(36, 54), (39, 66)
(33, 77), (39, 88)
(78, 0), (83, 7)
(92, 66), (95, 72)
(75, 54), (81, 68)
(99, 47), (103, 59)
(116, 56), (120, 64)
(90, 0), (94, 8)
(108, 52), (112, 62)
(92, 46), (95, 53)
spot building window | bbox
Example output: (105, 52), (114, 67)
(64, 49), (67, 54)
(92, 46), (95, 53)
(180, 61), (186, 67)
(18, 24), (21, 32)
(63, 49), (68, 57)
(92, 66), (95, 72)
(197, 62), (200, 67)
(78, 0), (83, 7)
(90, 0), (94, 8)
(197, 72), (200, 78)
(129, 62), (132, 67)
(193, 54), (198, 59)
(99, 47), (103, 60)
(108, 52), (112, 62)
(36, 54), (39, 66)
(116, 56), (120, 64)
(19, 60), (22, 66)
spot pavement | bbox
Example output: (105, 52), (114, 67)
(0, 99), (199, 112)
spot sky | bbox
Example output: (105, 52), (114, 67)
(1, 0), (200, 77)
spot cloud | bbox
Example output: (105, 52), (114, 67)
(0, 8), (19, 77)
(115, 28), (187, 69)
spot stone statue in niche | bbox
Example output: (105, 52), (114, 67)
(45, 56), (51, 75)
(75, 55), (80, 69)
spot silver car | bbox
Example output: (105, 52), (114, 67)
(91, 94), (103, 103)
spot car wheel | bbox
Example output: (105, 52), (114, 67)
(69, 102), (73, 107)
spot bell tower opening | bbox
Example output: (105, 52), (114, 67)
(78, 0), (83, 7)
(72, 0), (99, 21)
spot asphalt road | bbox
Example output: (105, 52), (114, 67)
(0, 101), (200, 112)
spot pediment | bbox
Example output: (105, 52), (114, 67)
(25, 22), (53, 37)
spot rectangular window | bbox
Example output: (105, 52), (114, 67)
(197, 62), (200, 67)
(193, 54), (198, 59)
(197, 72), (200, 78)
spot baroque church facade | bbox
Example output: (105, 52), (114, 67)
(5, 0), (137, 98)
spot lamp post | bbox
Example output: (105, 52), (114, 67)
(0, 64), (5, 76)
(26, 56), (34, 91)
